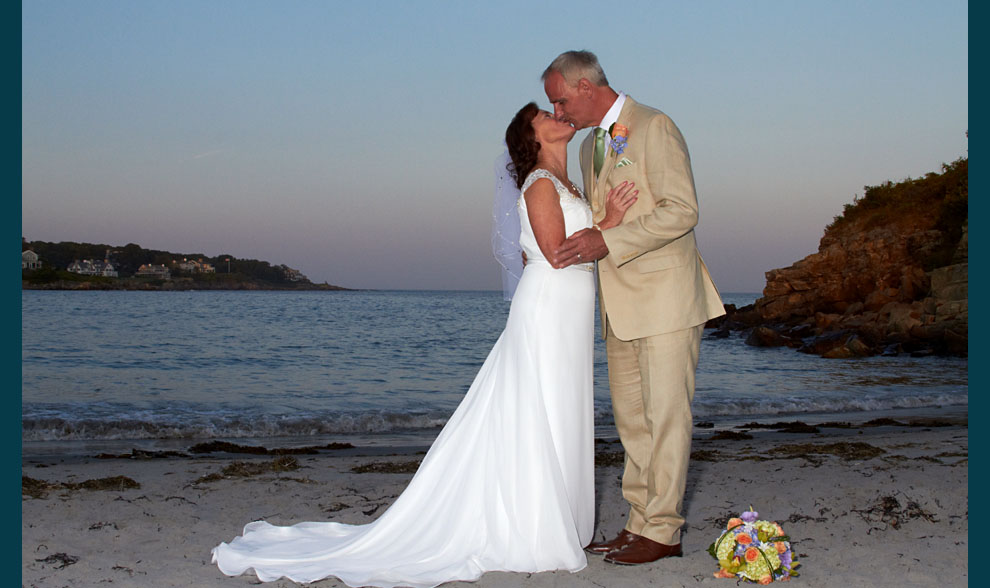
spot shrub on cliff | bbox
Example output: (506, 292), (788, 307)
(826, 157), (967, 270)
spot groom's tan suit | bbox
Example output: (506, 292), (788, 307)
(582, 96), (724, 546)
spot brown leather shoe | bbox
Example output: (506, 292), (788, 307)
(584, 529), (640, 554)
(603, 536), (682, 565)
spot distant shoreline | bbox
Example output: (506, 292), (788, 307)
(21, 279), (356, 292)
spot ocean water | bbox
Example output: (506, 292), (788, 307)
(21, 290), (968, 454)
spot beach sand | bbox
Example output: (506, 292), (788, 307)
(22, 419), (968, 587)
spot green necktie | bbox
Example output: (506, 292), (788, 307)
(593, 126), (607, 177)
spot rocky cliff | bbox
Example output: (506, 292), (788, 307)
(711, 157), (967, 358)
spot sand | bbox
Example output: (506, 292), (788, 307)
(22, 419), (968, 587)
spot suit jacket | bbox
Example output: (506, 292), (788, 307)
(581, 96), (724, 340)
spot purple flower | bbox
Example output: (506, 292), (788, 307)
(741, 509), (759, 523)
(609, 136), (627, 155)
(779, 550), (792, 568)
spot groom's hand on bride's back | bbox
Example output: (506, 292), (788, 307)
(551, 229), (608, 268)
(551, 180), (632, 268)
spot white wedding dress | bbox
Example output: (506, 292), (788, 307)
(212, 169), (596, 587)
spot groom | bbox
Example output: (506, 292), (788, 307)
(543, 50), (724, 565)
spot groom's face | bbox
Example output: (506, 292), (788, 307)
(544, 70), (594, 130)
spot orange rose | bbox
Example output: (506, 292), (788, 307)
(737, 534), (753, 545)
(745, 547), (760, 563)
(758, 575), (773, 585)
(776, 541), (788, 554)
(612, 124), (629, 138)
(727, 518), (744, 530)
(714, 569), (736, 579)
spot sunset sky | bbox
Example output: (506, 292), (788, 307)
(21, 0), (968, 291)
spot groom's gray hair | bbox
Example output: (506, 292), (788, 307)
(542, 50), (609, 87)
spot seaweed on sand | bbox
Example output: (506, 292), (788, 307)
(690, 449), (723, 462)
(23, 475), (141, 499)
(35, 553), (80, 569)
(708, 431), (754, 441)
(351, 460), (421, 474)
(193, 456), (301, 484)
(595, 451), (626, 467)
(95, 449), (189, 459)
(769, 441), (886, 464)
(852, 493), (938, 530)
(736, 421), (821, 434)
(188, 441), (355, 455)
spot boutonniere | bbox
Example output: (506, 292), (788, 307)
(608, 123), (629, 155)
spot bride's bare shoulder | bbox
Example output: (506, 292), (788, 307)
(522, 176), (557, 201)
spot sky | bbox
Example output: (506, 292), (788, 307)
(21, 0), (968, 292)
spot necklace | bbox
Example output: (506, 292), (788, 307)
(557, 175), (583, 200)
(541, 168), (581, 198)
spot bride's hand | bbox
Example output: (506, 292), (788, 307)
(598, 181), (638, 230)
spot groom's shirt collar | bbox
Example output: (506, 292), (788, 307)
(597, 91), (626, 134)
(596, 91), (626, 156)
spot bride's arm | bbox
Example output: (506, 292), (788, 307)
(523, 178), (566, 265)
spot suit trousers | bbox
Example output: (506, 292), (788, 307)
(605, 320), (703, 546)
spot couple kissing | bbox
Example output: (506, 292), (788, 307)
(213, 49), (724, 587)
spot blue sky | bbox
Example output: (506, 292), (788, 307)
(21, 0), (968, 291)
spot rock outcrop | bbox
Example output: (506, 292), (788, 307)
(710, 158), (967, 358)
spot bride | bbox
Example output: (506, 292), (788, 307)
(212, 102), (637, 587)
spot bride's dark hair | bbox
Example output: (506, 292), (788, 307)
(505, 102), (541, 190)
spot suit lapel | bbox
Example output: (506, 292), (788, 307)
(595, 97), (636, 197)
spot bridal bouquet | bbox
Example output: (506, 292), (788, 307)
(707, 508), (800, 584)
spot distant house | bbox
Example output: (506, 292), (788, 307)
(282, 266), (307, 282)
(94, 261), (118, 277)
(67, 259), (118, 277)
(22, 250), (42, 270)
(66, 260), (88, 274)
(174, 258), (216, 274)
(135, 264), (171, 279)
(176, 259), (198, 272)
